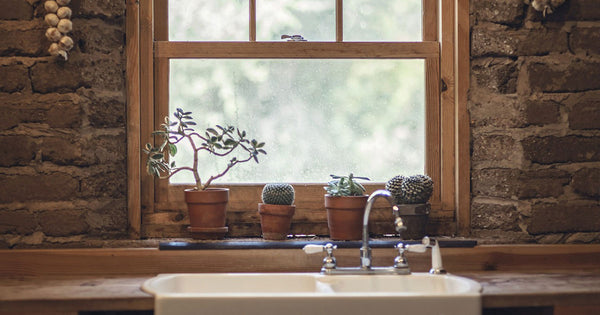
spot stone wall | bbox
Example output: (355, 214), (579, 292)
(470, 0), (600, 243)
(0, 0), (598, 247)
(0, 0), (128, 248)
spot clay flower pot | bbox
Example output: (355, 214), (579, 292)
(258, 203), (296, 240)
(324, 194), (368, 240)
(184, 188), (229, 239)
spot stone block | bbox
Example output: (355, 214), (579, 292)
(533, 0), (600, 21)
(471, 201), (520, 231)
(471, 58), (518, 94)
(0, 64), (29, 92)
(0, 173), (79, 203)
(571, 27), (600, 56)
(525, 99), (560, 126)
(468, 92), (526, 128)
(0, 135), (36, 166)
(519, 169), (570, 199)
(572, 168), (600, 199)
(84, 201), (128, 234)
(41, 136), (87, 166)
(522, 136), (600, 164)
(79, 166), (126, 198)
(472, 134), (519, 162)
(472, 24), (567, 57)
(0, 93), (82, 129)
(569, 101), (600, 130)
(0, 0), (33, 20)
(73, 18), (124, 54)
(82, 90), (126, 128)
(0, 21), (46, 56)
(82, 134), (126, 165)
(31, 61), (84, 93)
(528, 202), (600, 234)
(472, 168), (520, 199)
(0, 210), (36, 234)
(77, 54), (125, 92)
(73, 0), (126, 19)
(38, 209), (89, 236)
(526, 58), (600, 93)
(471, 0), (525, 25)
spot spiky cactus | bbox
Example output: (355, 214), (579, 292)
(387, 174), (433, 204)
(385, 175), (405, 205)
(262, 183), (295, 205)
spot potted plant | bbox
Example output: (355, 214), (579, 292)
(385, 174), (433, 240)
(144, 108), (266, 239)
(258, 183), (296, 240)
(324, 173), (370, 240)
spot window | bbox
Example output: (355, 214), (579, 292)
(127, 0), (470, 238)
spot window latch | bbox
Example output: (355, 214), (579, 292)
(281, 34), (307, 42)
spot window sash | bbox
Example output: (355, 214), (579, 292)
(135, 0), (463, 238)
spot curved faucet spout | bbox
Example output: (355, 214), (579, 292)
(360, 189), (404, 269)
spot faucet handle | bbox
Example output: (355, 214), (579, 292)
(303, 243), (337, 270)
(303, 244), (328, 255)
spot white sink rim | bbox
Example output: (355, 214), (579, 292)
(142, 272), (482, 298)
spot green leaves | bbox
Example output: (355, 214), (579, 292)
(143, 107), (267, 189)
(324, 173), (369, 196)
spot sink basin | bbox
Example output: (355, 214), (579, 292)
(142, 273), (481, 315)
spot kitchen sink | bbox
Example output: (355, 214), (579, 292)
(142, 272), (481, 315)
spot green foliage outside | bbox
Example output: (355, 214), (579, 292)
(168, 0), (424, 183)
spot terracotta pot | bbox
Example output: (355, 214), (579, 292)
(324, 194), (368, 240)
(258, 203), (296, 240)
(184, 188), (229, 239)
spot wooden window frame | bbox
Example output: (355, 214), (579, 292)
(126, 0), (471, 238)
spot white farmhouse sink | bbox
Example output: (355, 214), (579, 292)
(142, 273), (481, 315)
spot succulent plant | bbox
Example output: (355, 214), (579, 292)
(262, 183), (295, 205)
(385, 175), (405, 205)
(324, 173), (370, 197)
(387, 174), (433, 204)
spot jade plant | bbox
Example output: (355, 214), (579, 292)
(324, 173), (370, 197)
(144, 108), (266, 190)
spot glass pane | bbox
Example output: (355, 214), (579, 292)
(344, 0), (422, 41)
(169, 59), (425, 183)
(169, 0), (249, 41)
(257, 0), (335, 41)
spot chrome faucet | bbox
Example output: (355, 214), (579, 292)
(360, 190), (406, 269)
(303, 189), (410, 275)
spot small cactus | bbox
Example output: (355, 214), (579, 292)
(262, 183), (295, 205)
(385, 175), (405, 205)
(387, 174), (433, 204)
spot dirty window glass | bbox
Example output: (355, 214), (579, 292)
(344, 0), (422, 41)
(169, 59), (425, 183)
(169, 0), (249, 41)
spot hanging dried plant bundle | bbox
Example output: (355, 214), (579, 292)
(44, 0), (73, 60)
(524, 0), (566, 17)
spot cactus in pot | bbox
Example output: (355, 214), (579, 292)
(258, 183), (296, 240)
(385, 174), (433, 240)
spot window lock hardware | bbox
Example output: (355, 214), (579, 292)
(281, 34), (307, 42)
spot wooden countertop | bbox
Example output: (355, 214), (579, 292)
(1, 245), (600, 314)
(2, 272), (600, 314)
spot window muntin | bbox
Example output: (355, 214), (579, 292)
(169, 59), (425, 183)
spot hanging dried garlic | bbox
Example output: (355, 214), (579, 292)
(44, 0), (73, 60)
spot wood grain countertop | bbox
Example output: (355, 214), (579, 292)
(2, 272), (600, 314)
(1, 245), (600, 314)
